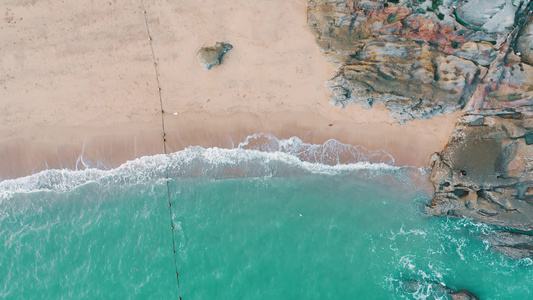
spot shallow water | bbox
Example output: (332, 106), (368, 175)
(1, 137), (532, 299)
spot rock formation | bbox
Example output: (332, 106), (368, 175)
(400, 279), (479, 299)
(483, 231), (533, 259)
(450, 290), (480, 300)
(308, 0), (533, 260)
(422, 0), (533, 259)
(428, 113), (533, 230)
(308, 0), (533, 122)
(197, 42), (233, 70)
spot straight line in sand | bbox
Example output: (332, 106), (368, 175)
(140, 1), (182, 295)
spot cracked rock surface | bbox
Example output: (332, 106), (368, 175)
(308, 0), (533, 122)
(428, 112), (533, 259)
(428, 113), (533, 230)
(308, 0), (533, 259)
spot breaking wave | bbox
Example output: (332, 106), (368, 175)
(0, 135), (399, 199)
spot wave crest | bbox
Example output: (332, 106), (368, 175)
(239, 134), (395, 165)
(0, 135), (399, 199)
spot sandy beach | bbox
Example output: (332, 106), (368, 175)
(0, 0), (460, 180)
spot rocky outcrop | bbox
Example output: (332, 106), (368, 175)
(421, 0), (533, 259)
(428, 113), (533, 231)
(308, 0), (533, 122)
(400, 279), (479, 299)
(484, 231), (533, 259)
(427, 111), (533, 258)
(450, 290), (480, 300)
(307, 0), (533, 259)
(197, 42), (233, 70)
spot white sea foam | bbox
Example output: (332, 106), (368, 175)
(239, 134), (395, 165)
(386, 275), (448, 300)
(0, 136), (400, 200)
(389, 224), (428, 241)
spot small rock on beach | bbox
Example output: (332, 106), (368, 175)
(197, 42), (233, 70)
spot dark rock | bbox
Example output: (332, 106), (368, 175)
(450, 290), (480, 300)
(399, 278), (478, 299)
(197, 42), (233, 70)
(484, 231), (533, 259)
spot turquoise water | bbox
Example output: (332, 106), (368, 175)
(1, 138), (532, 299)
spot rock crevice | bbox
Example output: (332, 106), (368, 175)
(308, 0), (533, 260)
(308, 0), (533, 122)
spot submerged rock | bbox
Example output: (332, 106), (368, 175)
(197, 42), (233, 70)
(450, 290), (480, 300)
(399, 278), (479, 300)
(308, 0), (533, 122)
(484, 231), (533, 259)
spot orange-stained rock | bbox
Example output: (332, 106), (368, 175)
(308, 0), (533, 122)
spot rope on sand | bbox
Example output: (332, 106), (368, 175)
(140, 1), (182, 298)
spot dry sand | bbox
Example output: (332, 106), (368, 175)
(0, 0), (460, 180)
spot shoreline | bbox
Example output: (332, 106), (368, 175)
(0, 0), (460, 181)
(0, 107), (461, 180)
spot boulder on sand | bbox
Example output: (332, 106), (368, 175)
(197, 42), (233, 70)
